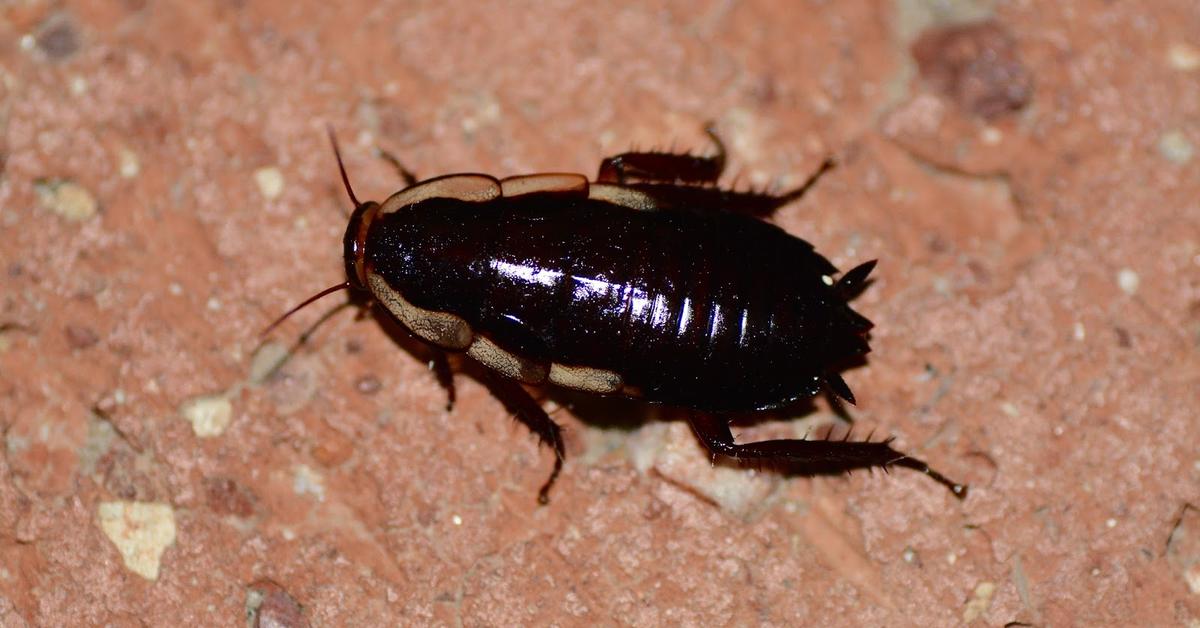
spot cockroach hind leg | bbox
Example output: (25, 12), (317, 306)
(886, 452), (969, 500)
(686, 413), (968, 500)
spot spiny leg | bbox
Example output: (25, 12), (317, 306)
(620, 156), (837, 217)
(483, 372), (565, 505)
(597, 123), (727, 185)
(686, 413), (967, 499)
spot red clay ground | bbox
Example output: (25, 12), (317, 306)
(1, 1), (1198, 625)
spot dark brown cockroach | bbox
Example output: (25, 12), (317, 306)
(266, 126), (967, 504)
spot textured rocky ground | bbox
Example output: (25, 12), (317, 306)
(1, 0), (1198, 625)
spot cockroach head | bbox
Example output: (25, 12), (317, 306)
(343, 200), (379, 290)
(326, 125), (379, 291)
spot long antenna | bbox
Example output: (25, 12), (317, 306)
(260, 282), (352, 337)
(326, 125), (359, 206)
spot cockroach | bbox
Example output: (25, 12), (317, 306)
(265, 125), (968, 504)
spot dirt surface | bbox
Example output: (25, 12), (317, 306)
(1, 1), (1198, 625)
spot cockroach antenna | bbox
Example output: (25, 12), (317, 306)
(326, 124), (359, 207)
(259, 126), (362, 338)
(260, 282), (351, 338)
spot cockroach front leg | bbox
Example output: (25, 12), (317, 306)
(483, 372), (566, 505)
(686, 413), (967, 499)
(376, 147), (418, 187)
(597, 123), (727, 185)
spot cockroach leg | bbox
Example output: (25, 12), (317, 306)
(686, 413), (967, 499)
(483, 372), (565, 505)
(375, 147), (418, 188)
(617, 156), (837, 217)
(597, 122), (727, 185)
(775, 156), (836, 206)
(427, 347), (456, 411)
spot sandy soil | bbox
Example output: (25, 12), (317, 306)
(1, 1), (1198, 625)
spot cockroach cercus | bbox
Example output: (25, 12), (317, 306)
(265, 125), (968, 504)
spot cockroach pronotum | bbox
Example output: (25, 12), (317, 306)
(265, 125), (968, 504)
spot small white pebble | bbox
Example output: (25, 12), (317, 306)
(902, 547), (917, 563)
(1073, 321), (1086, 341)
(69, 76), (88, 95)
(1117, 269), (1139, 295)
(19, 34), (35, 51)
(114, 389), (126, 404)
(1106, 518), (1117, 528)
(36, 180), (98, 221)
(206, 297), (221, 311)
(180, 394), (233, 437)
(980, 126), (1003, 145)
(1159, 131), (1195, 164)
(947, 552), (958, 565)
(1185, 565), (1200, 594)
(168, 282), (183, 296)
(118, 148), (140, 178)
(1167, 42), (1200, 71)
(1001, 402), (1019, 417)
(253, 166), (285, 200)
(293, 465), (325, 501)
(821, 274), (834, 286)
(281, 528), (296, 541)
(97, 501), (177, 581)
(962, 581), (996, 623)
(451, 515), (463, 526)
(1091, 567), (1101, 576)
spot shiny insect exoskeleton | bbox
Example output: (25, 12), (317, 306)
(269, 126), (967, 504)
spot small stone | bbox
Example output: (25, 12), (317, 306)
(247, 580), (309, 628)
(293, 464), (325, 501)
(180, 394), (233, 437)
(117, 148), (140, 178)
(36, 179), (98, 221)
(254, 167), (285, 200)
(36, 17), (80, 61)
(1159, 131), (1195, 164)
(962, 581), (996, 623)
(205, 477), (256, 518)
(355, 374), (382, 395)
(980, 126), (1003, 145)
(1167, 42), (1200, 71)
(97, 501), (177, 580)
(1117, 268), (1139, 295)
